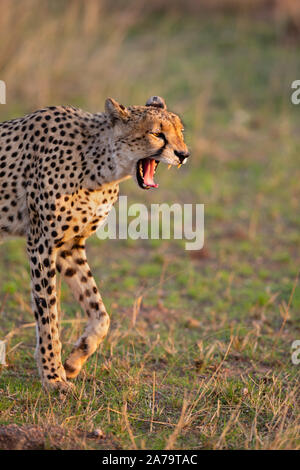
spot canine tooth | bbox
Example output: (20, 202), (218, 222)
(168, 164), (172, 170)
(182, 158), (187, 164)
(177, 163), (182, 168)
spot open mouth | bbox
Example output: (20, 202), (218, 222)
(136, 158), (160, 189)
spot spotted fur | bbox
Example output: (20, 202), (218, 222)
(0, 96), (189, 391)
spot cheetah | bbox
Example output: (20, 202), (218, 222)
(0, 96), (189, 392)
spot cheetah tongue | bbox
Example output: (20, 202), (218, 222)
(143, 158), (158, 188)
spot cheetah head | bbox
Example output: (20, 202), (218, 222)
(105, 96), (190, 189)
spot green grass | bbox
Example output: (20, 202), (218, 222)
(0, 8), (300, 449)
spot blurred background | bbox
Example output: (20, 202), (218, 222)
(0, 0), (300, 450)
(1, 0), (299, 307)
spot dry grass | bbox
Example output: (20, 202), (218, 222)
(1, 324), (299, 449)
(0, 0), (300, 114)
(0, 0), (145, 110)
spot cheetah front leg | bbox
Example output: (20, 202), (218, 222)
(57, 238), (110, 379)
(27, 235), (73, 392)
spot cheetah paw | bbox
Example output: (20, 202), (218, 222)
(43, 378), (75, 394)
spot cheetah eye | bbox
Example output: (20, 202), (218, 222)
(149, 131), (165, 139)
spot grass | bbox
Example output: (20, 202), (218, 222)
(0, 1), (300, 449)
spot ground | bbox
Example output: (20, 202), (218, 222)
(0, 7), (300, 449)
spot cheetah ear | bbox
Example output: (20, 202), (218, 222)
(105, 98), (129, 122)
(145, 96), (167, 110)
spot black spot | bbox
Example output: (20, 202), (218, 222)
(65, 268), (76, 277)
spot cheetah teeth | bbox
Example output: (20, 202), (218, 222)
(139, 161), (144, 177)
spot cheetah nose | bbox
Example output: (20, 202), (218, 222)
(174, 150), (190, 164)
